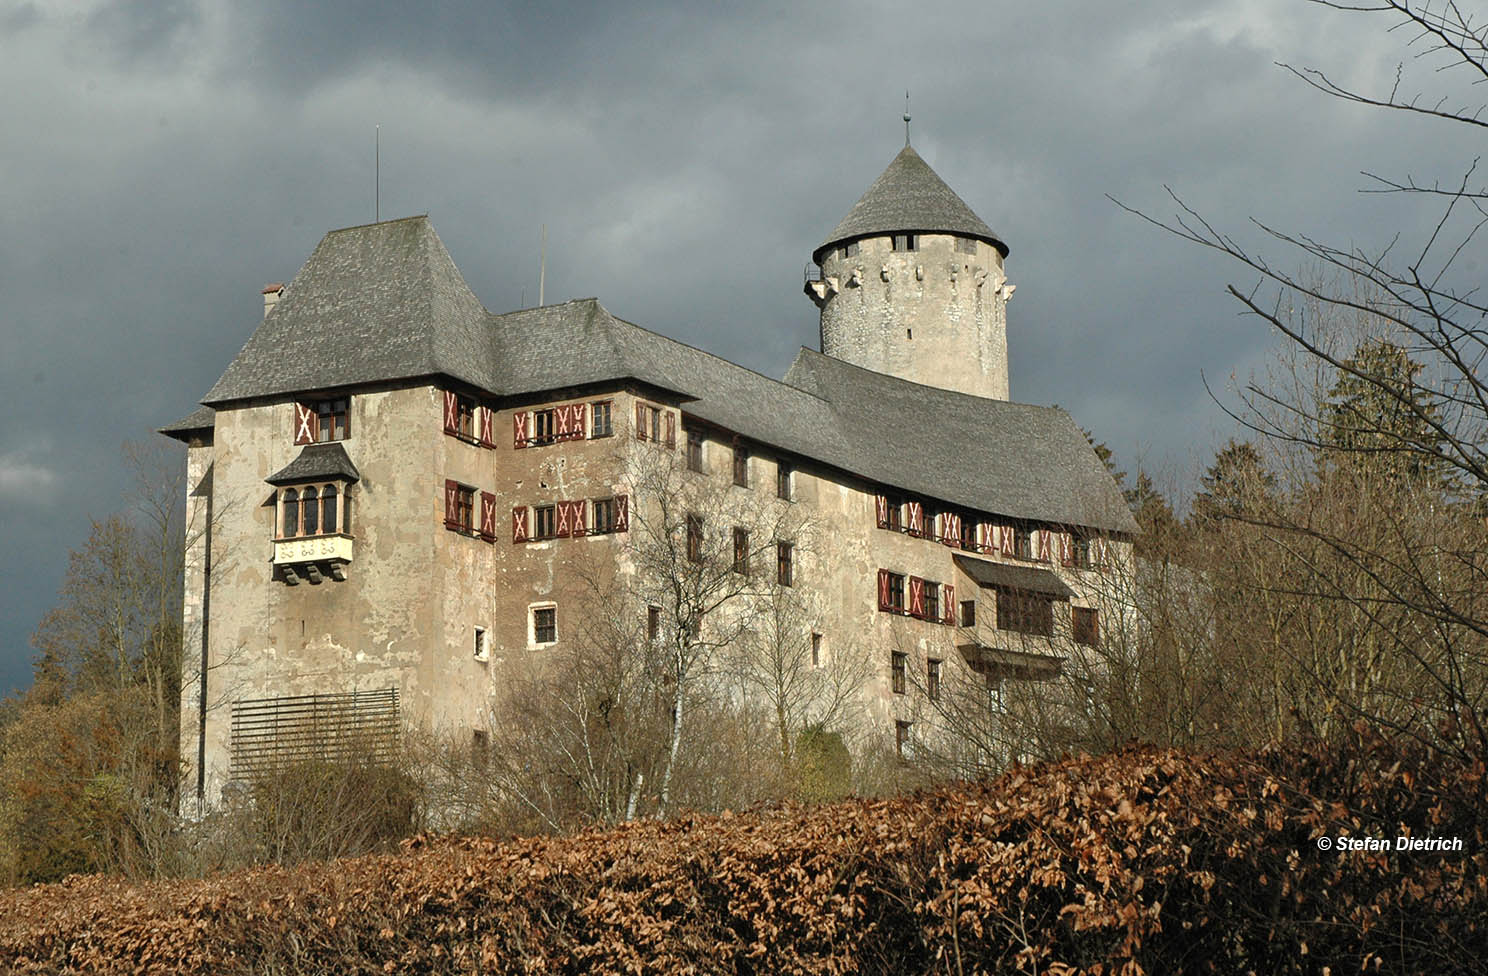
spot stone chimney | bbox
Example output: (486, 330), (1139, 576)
(262, 282), (285, 319)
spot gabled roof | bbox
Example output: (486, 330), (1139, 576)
(954, 554), (1076, 599)
(203, 216), (492, 405)
(266, 442), (361, 485)
(783, 351), (1138, 534)
(814, 145), (1008, 263)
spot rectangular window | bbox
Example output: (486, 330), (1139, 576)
(591, 497), (616, 534)
(534, 504), (557, 540)
(733, 527), (750, 575)
(686, 431), (704, 473)
(1073, 607), (1100, 647)
(777, 462), (793, 500)
(887, 497), (904, 532)
(923, 581), (940, 623)
(647, 605), (661, 641)
(591, 401), (613, 438)
(1073, 534), (1094, 570)
(895, 720), (912, 759)
(532, 409), (556, 444)
(891, 651), (907, 695)
(457, 396), (476, 439)
(686, 514), (703, 563)
(892, 233), (918, 252)
(997, 588), (1054, 637)
(842, 241), (859, 258)
(1012, 526), (1032, 561)
(474, 626), (489, 662)
(811, 632), (822, 667)
(733, 445), (749, 487)
(927, 659), (942, 701)
(960, 600), (976, 628)
(959, 517), (977, 551)
(955, 236), (977, 255)
(887, 572), (905, 613)
(471, 729), (489, 769)
(777, 541), (794, 587)
(316, 398), (349, 442)
(447, 485), (474, 533)
(532, 607), (557, 645)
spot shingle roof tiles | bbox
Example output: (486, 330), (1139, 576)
(813, 145), (1008, 263)
(179, 216), (1134, 534)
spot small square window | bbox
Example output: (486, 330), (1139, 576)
(533, 607), (557, 645)
(955, 236), (977, 255)
(960, 600), (976, 628)
(591, 401), (613, 438)
(534, 505), (557, 540)
(891, 651), (907, 695)
(927, 659), (942, 701)
(316, 398), (349, 442)
(474, 626), (489, 661)
(1073, 607), (1100, 647)
(892, 233), (917, 252)
(776, 541), (794, 587)
(733, 527), (750, 575)
(777, 463), (793, 501)
(842, 241), (859, 258)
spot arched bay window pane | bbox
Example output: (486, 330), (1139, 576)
(282, 488), (299, 538)
(322, 485), (338, 534)
(302, 486), (319, 535)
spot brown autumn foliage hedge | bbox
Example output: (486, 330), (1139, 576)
(0, 737), (1483, 975)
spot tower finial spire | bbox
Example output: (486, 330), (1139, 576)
(903, 90), (911, 146)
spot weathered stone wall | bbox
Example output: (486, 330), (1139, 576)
(817, 233), (1010, 401)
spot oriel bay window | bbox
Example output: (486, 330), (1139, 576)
(997, 587), (1054, 638)
(280, 483), (349, 539)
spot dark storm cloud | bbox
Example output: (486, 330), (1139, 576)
(0, 0), (1462, 694)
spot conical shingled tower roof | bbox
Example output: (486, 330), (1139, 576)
(813, 145), (1007, 263)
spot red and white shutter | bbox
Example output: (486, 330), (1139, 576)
(907, 502), (924, 537)
(571, 403), (586, 440)
(943, 514), (961, 548)
(999, 525), (1015, 554)
(1037, 529), (1052, 562)
(614, 494), (629, 532)
(1097, 536), (1111, 570)
(555, 404), (572, 439)
(875, 495), (890, 530)
(479, 491), (497, 541)
(635, 402), (648, 441)
(479, 407), (495, 448)
(943, 583), (955, 625)
(664, 412), (676, 449)
(443, 391), (460, 436)
(570, 499), (587, 537)
(877, 569), (891, 611)
(511, 506), (530, 544)
(513, 411), (529, 448)
(909, 577), (926, 618)
(443, 479), (460, 529)
(1060, 532), (1074, 567)
(294, 402), (318, 445)
(556, 501), (572, 538)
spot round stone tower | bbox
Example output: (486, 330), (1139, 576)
(805, 143), (1013, 400)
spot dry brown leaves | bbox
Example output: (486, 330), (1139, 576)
(0, 741), (1482, 974)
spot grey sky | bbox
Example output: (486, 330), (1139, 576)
(1, 0), (1472, 694)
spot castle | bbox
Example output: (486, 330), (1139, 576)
(162, 140), (1136, 809)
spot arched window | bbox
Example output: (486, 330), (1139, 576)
(282, 488), (299, 538)
(322, 485), (338, 534)
(302, 486), (319, 535)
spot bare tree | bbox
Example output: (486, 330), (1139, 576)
(1115, 0), (1488, 758)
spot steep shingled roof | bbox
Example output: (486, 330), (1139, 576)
(783, 351), (1138, 534)
(266, 442), (361, 485)
(814, 145), (1008, 263)
(159, 405), (216, 439)
(203, 217), (493, 405)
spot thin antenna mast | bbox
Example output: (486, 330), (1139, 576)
(903, 91), (911, 146)
(539, 224), (547, 307)
(375, 124), (381, 223)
